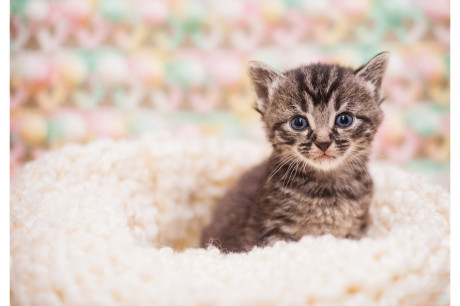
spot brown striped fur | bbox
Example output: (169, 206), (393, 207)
(201, 53), (389, 253)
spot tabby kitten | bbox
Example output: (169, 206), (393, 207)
(200, 53), (389, 253)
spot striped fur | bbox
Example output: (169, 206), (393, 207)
(201, 53), (389, 253)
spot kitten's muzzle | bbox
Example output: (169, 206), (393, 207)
(314, 141), (332, 152)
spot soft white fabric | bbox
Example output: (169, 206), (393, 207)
(10, 134), (450, 306)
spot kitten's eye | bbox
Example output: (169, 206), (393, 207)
(290, 116), (309, 131)
(335, 113), (353, 128)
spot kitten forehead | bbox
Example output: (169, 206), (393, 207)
(282, 63), (355, 110)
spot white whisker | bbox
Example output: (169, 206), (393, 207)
(267, 155), (296, 183)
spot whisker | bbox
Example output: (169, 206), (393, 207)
(282, 161), (296, 190)
(281, 159), (297, 182)
(288, 162), (301, 187)
(269, 152), (286, 162)
(267, 155), (296, 183)
(302, 160), (308, 178)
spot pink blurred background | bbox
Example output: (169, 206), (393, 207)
(10, 0), (450, 188)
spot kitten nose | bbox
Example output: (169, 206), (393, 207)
(315, 141), (332, 152)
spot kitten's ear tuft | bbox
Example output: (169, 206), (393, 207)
(248, 61), (282, 115)
(354, 52), (390, 90)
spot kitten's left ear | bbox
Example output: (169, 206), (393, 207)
(354, 52), (390, 102)
(248, 61), (283, 115)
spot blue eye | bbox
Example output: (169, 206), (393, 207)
(290, 116), (309, 131)
(335, 113), (353, 128)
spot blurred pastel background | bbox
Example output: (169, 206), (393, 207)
(10, 0), (450, 188)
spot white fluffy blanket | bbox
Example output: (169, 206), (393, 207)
(10, 134), (450, 306)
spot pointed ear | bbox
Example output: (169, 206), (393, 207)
(354, 52), (390, 102)
(248, 61), (283, 115)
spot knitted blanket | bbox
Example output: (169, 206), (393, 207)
(10, 134), (450, 306)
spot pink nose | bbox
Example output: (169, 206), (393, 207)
(314, 141), (332, 152)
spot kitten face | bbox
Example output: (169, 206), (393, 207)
(248, 53), (389, 171)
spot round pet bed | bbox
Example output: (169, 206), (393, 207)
(10, 134), (450, 306)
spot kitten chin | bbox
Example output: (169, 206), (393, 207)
(201, 53), (389, 253)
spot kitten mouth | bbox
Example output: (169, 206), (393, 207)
(314, 154), (335, 161)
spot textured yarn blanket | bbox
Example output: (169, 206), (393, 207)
(10, 134), (450, 306)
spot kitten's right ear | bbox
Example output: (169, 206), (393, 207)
(354, 52), (389, 85)
(248, 61), (282, 115)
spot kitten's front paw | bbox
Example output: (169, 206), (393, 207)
(259, 228), (295, 247)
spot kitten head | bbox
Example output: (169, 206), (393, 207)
(248, 53), (389, 171)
